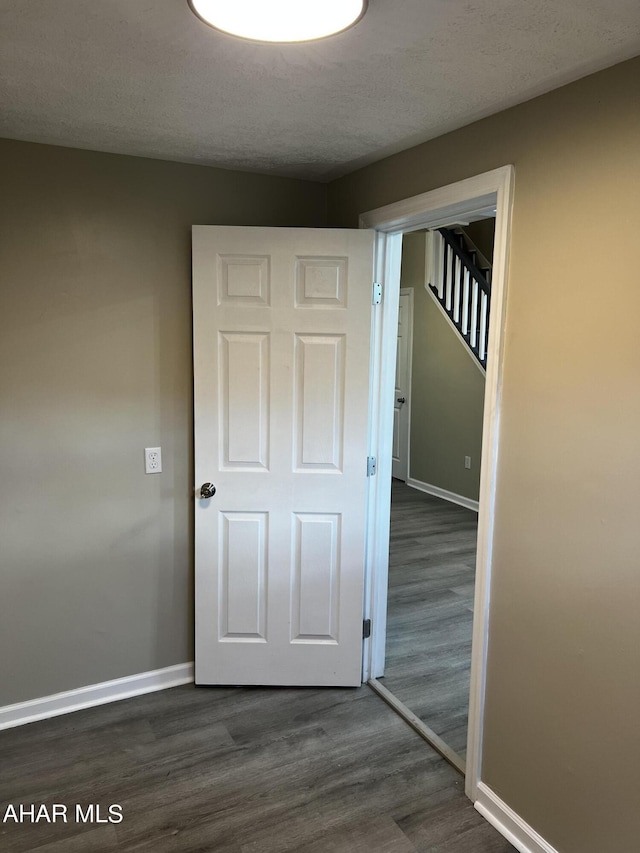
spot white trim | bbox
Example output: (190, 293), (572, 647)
(0, 662), (194, 731)
(424, 281), (486, 377)
(475, 783), (560, 853)
(466, 165), (514, 801)
(406, 477), (479, 512)
(359, 170), (506, 233)
(359, 165), (514, 803)
(361, 230), (403, 683)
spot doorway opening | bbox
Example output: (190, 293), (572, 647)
(380, 216), (496, 776)
(360, 167), (514, 800)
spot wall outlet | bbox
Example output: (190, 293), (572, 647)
(464, 455), (472, 469)
(145, 447), (162, 474)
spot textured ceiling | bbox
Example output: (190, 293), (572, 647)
(1, 0), (639, 181)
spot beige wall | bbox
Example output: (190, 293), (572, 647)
(401, 232), (485, 501)
(329, 57), (640, 853)
(0, 139), (326, 707)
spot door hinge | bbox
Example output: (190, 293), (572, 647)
(363, 618), (372, 639)
(372, 282), (382, 305)
(366, 456), (377, 477)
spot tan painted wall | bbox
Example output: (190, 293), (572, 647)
(401, 232), (484, 501)
(329, 57), (640, 853)
(0, 139), (326, 707)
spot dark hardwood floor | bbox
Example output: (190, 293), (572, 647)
(0, 682), (514, 852)
(382, 480), (478, 759)
(0, 483), (510, 852)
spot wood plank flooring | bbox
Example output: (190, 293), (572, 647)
(382, 481), (478, 759)
(0, 683), (514, 852)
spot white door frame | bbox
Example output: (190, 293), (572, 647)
(360, 166), (515, 801)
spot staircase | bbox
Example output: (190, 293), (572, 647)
(428, 227), (492, 370)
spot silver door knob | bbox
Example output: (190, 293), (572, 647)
(200, 482), (216, 499)
(397, 396), (406, 404)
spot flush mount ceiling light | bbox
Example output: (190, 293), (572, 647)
(189, 0), (367, 43)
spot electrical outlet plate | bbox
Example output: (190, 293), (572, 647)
(464, 455), (472, 469)
(145, 447), (162, 474)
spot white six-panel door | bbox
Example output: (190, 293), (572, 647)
(193, 226), (374, 686)
(391, 288), (412, 481)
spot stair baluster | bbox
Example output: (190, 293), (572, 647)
(428, 227), (492, 370)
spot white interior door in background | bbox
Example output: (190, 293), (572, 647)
(391, 288), (413, 481)
(193, 226), (375, 687)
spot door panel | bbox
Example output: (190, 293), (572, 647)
(193, 226), (374, 686)
(219, 511), (268, 641)
(220, 332), (270, 470)
(292, 512), (340, 641)
(294, 334), (344, 470)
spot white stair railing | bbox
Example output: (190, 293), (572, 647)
(429, 228), (491, 370)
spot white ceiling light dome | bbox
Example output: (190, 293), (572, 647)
(189, 0), (367, 43)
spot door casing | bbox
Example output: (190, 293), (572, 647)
(359, 166), (515, 801)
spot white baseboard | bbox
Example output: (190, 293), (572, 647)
(0, 662), (194, 731)
(475, 782), (560, 853)
(406, 477), (479, 512)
